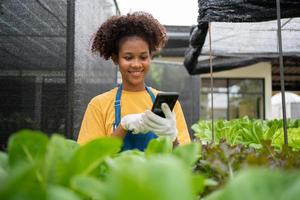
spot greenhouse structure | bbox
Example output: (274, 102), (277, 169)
(0, 0), (202, 147)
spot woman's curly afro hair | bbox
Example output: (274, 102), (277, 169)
(91, 11), (167, 60)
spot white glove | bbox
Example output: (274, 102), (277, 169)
(120, 113), (148, 134)
(142, 103), (178, 142)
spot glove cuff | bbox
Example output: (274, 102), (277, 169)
(120, 118), (128, 131)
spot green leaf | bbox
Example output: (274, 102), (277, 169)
(0, 151), (8, 169)
(205, 168), (300, 200)
(119, 149), (144, 157)
(67, 137), (121, 177)
(7, 130), (48, 168)
(145, 137), (173, 155)
(0, 152), (8, 181)
(44, 134), (80, 184)
(191, 174), (206, 195)
(265, 121), (280, 140)
(102, 155), (196, 200)
(0, 163), (46, 200)
(106, 152), (147, 175)
(272, 128), (300, 150)
(204, 178), (218, 187)
(283, 178), (300, 200)
(173, 142), (201, 167)
(71, 175), (104, 200)
(191, 123), (202, 134)
(248, 143), (262, 149)
(47, 185), (81, 200)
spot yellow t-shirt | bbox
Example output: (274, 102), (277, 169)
(77, 87), (191, 145)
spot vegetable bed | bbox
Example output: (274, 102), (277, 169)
(1, 120), (300, 200)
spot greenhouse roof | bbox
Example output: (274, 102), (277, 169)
(200, 18), (300, 58)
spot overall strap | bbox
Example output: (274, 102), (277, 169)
(113, 84), (122, 131)
(145, 85), (156, 103)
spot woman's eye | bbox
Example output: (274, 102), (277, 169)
(124, 56), (132, 60)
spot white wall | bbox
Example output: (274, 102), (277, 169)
(200, 62), (272, 119)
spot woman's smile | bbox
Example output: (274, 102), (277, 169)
(128, 68), (144, 77)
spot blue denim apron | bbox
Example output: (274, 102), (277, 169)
(113, 84), (158, 151)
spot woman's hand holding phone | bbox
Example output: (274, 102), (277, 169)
(143, 103), (178, 142)
(121, 92), (179, 141)
(151, 92), (179, 118)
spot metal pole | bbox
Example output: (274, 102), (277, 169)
(208, 22), (215, 144)
(276, 0), (288, 146)
(66, 0), (75, 139)
(113, 0), (120, 15)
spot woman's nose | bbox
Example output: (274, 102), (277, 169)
(131, 59), (142, 67)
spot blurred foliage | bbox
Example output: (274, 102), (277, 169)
(205, 168), (300, 200)
(195, 140), (300, 196)
(0, 131), (204, 200)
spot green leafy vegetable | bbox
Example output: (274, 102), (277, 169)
(145, 137), (173, 155)
(173, 142), (201, 167)
(102, 156), (199, 200)
(71, 175), (104, 200)
(192, 117), (300, 150)
(8, 129), (48, 168)
(47, 185), (81, 200)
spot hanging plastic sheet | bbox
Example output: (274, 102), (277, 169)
(184, 0), (300, 74)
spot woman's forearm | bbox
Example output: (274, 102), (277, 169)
(173, 138), (179, 148)
(112, 124), (127, 139)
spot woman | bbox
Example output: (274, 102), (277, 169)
(77, 12), (190, 151)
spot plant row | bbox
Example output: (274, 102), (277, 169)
(1, 130), (300, 200)
(192, 117), (300, 150)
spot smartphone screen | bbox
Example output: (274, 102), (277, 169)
(151, 92), (179, 118)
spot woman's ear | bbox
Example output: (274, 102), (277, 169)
(111, 54), (118, 65)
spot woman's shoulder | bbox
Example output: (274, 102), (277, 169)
(89, 87), (117, 105)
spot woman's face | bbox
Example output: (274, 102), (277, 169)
(114, 36), (151, 91)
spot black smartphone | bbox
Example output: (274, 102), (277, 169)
(151, 92), (179, 118)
